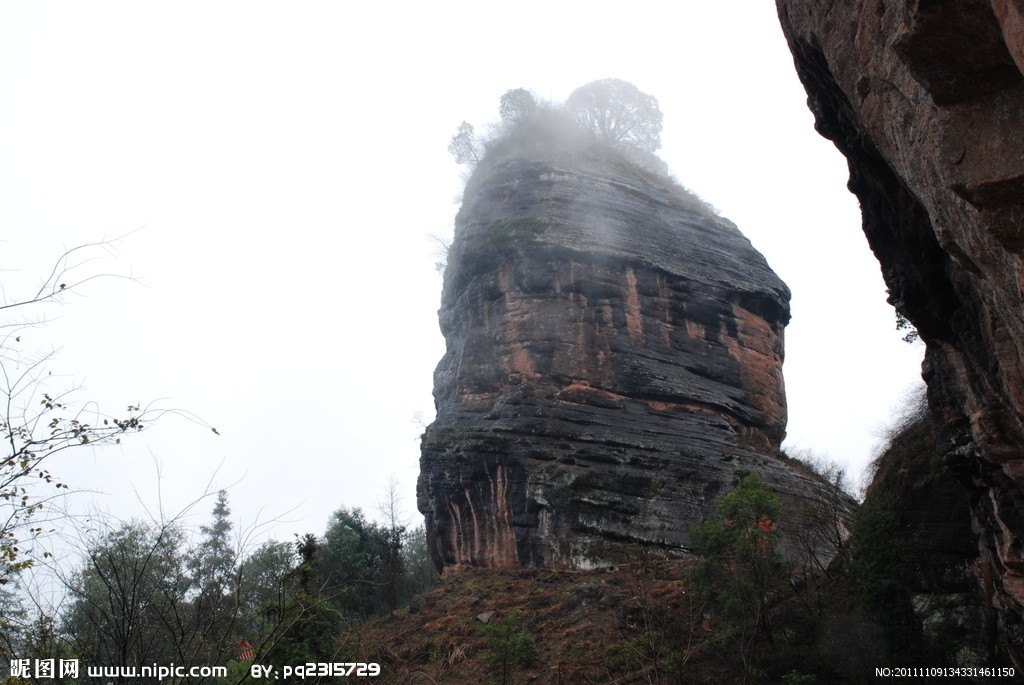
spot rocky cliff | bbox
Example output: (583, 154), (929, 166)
(418, 117), (849, 571)
(776, 0), (1024, 665)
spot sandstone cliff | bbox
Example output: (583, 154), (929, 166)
(776, 0), (1024, 665)
(418, 116), (849, 571)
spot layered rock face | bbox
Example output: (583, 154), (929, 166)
(418, 124), (848, 571)
(776, 0), (1024, 664)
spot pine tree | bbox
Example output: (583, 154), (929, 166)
(188, 490), (238, 651)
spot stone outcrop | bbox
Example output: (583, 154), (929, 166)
(418, 118), (851, 571)
(776, 0), (1024, 665)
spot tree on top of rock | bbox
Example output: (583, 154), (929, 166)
(448, 121), (481, 165)
(566, 78), (663, 154)
(448, 81), (666, 175)
(498, 88), (537, 123)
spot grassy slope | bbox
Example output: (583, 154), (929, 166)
(344, 560), (739, 684)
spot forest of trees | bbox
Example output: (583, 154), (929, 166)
(2, 488), (437, 683)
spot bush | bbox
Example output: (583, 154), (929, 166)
(688, 474), (788, 676)
(479, 613), (537, 685)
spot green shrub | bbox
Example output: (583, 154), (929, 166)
(479, 613), (538, 685)
(688, 474), (788, 674)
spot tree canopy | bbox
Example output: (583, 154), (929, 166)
(318, 506), (402, 622)
(498, 88), (537, 123)
(447, 121), (481, 165)
(566, 78), (663, 154)
(688, 474), (787, 655)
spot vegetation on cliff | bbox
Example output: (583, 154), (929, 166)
(447, 80), (697, 200)
(436, 80), (726, 278)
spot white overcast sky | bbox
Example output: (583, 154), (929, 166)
(0, 2), (923, 548)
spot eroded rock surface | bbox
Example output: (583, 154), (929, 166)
(418, 125), (848, 571)
(777, 0), (1024, 665)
